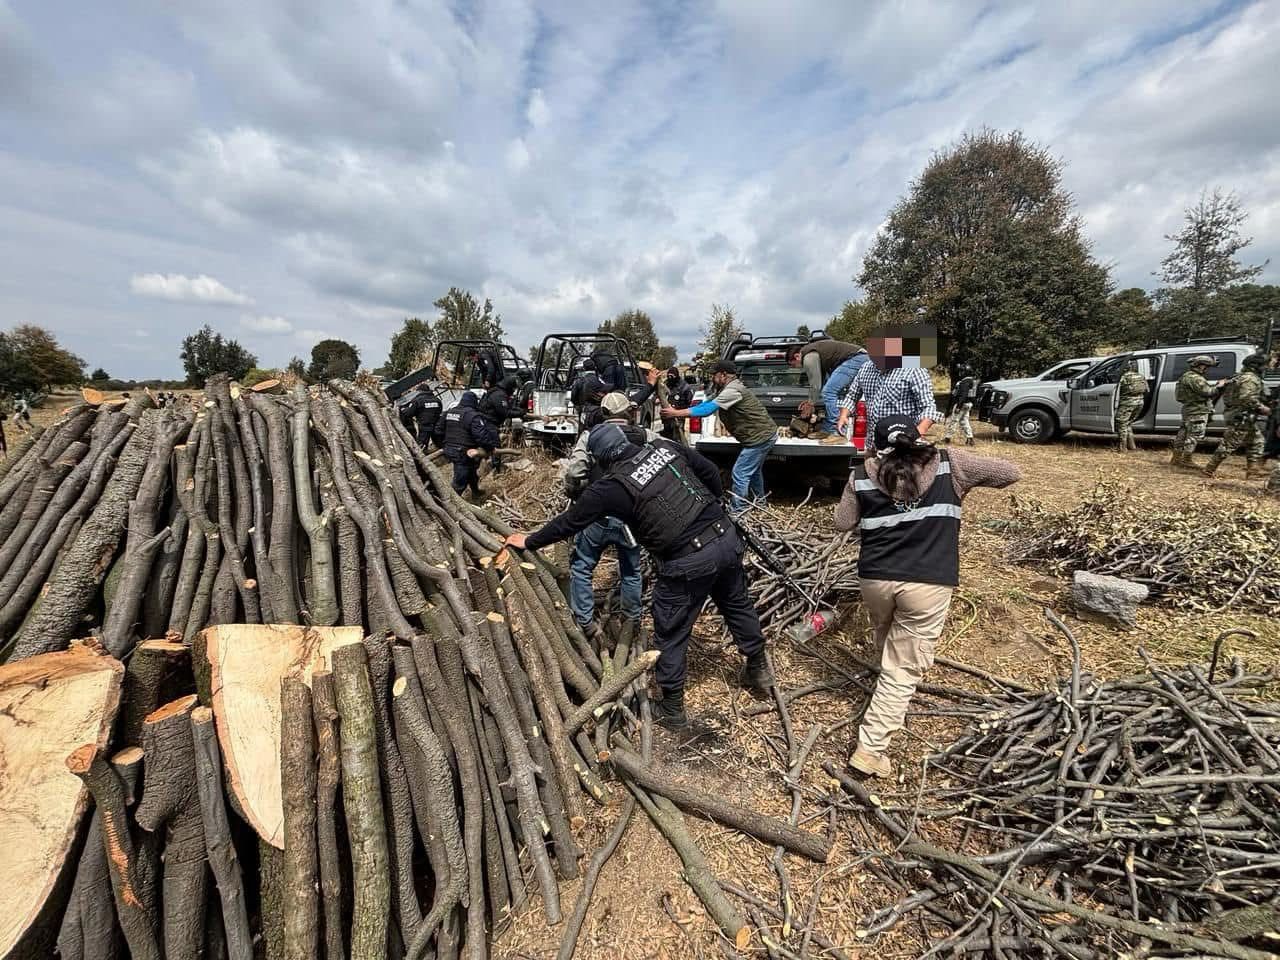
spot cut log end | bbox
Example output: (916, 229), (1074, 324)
(391, 676), (407, 697)
(65, 744), (97, 775)
(80, 387), (106, 406)
(112, 746), (144, 766)
(144, 693), (198, 723)
(735, 926), (751, 951)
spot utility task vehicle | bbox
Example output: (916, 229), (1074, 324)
(524, 333), (655, 444)
(383, 339), (530, 407)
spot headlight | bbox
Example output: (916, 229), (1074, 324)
(991, 390), (1010, 407)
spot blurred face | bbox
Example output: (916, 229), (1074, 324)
(868, 325), (937, 371)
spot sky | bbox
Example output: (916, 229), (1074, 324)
(1, 0), (1277, 379)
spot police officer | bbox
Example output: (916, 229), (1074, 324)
(433, 392), (499, 498)
(480, 375), (518, 430)
(660, 366), (693, 444)
(941, 365), (978, 446)
(570, 358), (608, 429)
(399, 384), (444, 448)
(1170, 355), (1219, 469)
(504, 423), (774, 730)
(562, 393), (658, 633)
(1204, 353), (1272, 478)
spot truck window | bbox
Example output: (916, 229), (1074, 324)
(736, 361), (809, 388)
(1044, 361), (1091, 381)
(1166, 353), (1237, 381)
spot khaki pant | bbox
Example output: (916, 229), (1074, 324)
(857, 579), (953, 755)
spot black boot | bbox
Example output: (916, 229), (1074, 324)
(741, 651), (775, 693)
(653, 688), (688, 731)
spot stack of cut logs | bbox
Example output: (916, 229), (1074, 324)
(0, 375), (832, 960)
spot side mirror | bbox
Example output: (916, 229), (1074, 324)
(1066, 378), (1080, 389)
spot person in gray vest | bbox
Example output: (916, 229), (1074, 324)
(788, 339), (868, 436)
(562, 392), (659, 632)
(504, 423), (773, 730)
(662, 359), (779, 508)
(833, 415), (1020, 778)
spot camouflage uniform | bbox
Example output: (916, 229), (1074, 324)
(1170, 359), (1217, 466)
(1267, 460), (1280, 498)
(1114, 368), (1148, 451)
(1204, 358), (1269, 477)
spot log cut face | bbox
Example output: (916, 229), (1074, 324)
(0, 647), (123, 956)
(199, 624), (362, 848)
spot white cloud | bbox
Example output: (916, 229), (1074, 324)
(526, 88), (550, 129)
(130, 272), (253, 306)
(240, 313), (292, 333)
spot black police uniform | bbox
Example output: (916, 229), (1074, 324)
(433, 393), (499, 495)
(472, 349), (502, 388)
(592, 349), (628, 392)
(525, 438), (766, 693)
(399, 387), (443, 447)
(571, 370), (608, 428)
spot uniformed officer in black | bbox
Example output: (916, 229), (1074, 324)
(503, 423), (773, 729)
(399, 385), (443, 448)
(433, 392), (499, 497)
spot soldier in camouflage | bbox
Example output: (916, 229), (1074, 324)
(1114, 362), (1148, 452)
(1169, 355), (1220, 469)
(1203, 353), (1272, 478)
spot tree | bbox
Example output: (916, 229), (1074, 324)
(598, 309), (677, 366)
(1104, 288), (1158, 348)
(858, 129), (1111, 379)
(90, 367), (110, 382)
(385, 317), (433, 380)
(180, 324), (257, 385)
(1152, 189), (1267, 341)
(0, 325), (86, 396)
(696, 303), (741, 374)
(1219, 284), (1280, 342)
(307, 339), (360, 382)
(796, 324), (811, 339)
(652, 345), (678, 370)
(432, 288), (503, 343)
(285, 356), (307, 381)
(826, 300), (879, 345)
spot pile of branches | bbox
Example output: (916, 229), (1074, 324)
(1007, 480), (1280, 613)
(734, 504), (859, 635)
(0, 376), (834, 960)
(829, 620), (1280, 959)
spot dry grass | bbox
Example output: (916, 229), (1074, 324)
(491, 421), (1280, 959)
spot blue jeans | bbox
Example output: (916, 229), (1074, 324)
(731, 434), (777, 507)
(569, 518), (643, 627)
(821, 354), (868, 433)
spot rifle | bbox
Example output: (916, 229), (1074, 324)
(729, 512), (821, 608)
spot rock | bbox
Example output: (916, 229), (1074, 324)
(509, 458), (534, 471)
(1071, 570), (1148, 628)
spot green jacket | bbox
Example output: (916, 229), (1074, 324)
(1175, 370), (1215, 417)
(1222, 371), (1267, 422)
(1117, 369), (1147, 403)
(711, 378), (778, 446)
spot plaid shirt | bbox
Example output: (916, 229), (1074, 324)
(839, 362), (941, 428)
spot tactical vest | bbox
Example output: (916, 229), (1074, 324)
(717, 381), (778, 446)
(853, 451), (961, 587)
(479, 389), (508, 424)
(609, 442), (712, 554)
(1175, 372), (1208, 404)
(1222, 372), (1262, 417)
(443, 406), (476, 451)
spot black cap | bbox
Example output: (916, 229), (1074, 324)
(711, 360), (737, 376)
(873, 414), (920, 453)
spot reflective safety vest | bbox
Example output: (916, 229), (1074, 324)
(853, 452), (961, 587)
(610, 442), (712, 554)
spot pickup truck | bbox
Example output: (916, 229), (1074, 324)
(523, 333), (655, 445)
(1016, 341), (1278, 443)
(976, 356), (1107, 443)
(686, 332), (868, 473)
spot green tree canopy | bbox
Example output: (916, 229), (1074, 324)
(285, 356), (307, 381)
(432, 287), (503, 343)
(1103, 288), (1158, 348)
(386, 316), (433, 380)
(1151, 189), (1267, 342)
(90, 367), (109, 382)
(180, 324), (257, 385)
(308, 339), (361, 382)
(652, 345), (678, 370)
(825, 300), (879, 345)
(598, 308), (677, 366)
(696, 303), (741, 374)
(0, 324), (86, 395)
(858, 129), (1111, 379)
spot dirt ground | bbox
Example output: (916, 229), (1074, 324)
(490, 421), (1279, 959)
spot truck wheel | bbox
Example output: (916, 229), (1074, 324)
(1009, 408), (1055, 445)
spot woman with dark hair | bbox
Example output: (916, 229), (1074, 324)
(834, 415), (1021, 777)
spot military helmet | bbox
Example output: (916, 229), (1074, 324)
(1242, 352), (1268, 371)
(1189, 354), (1216, 368)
